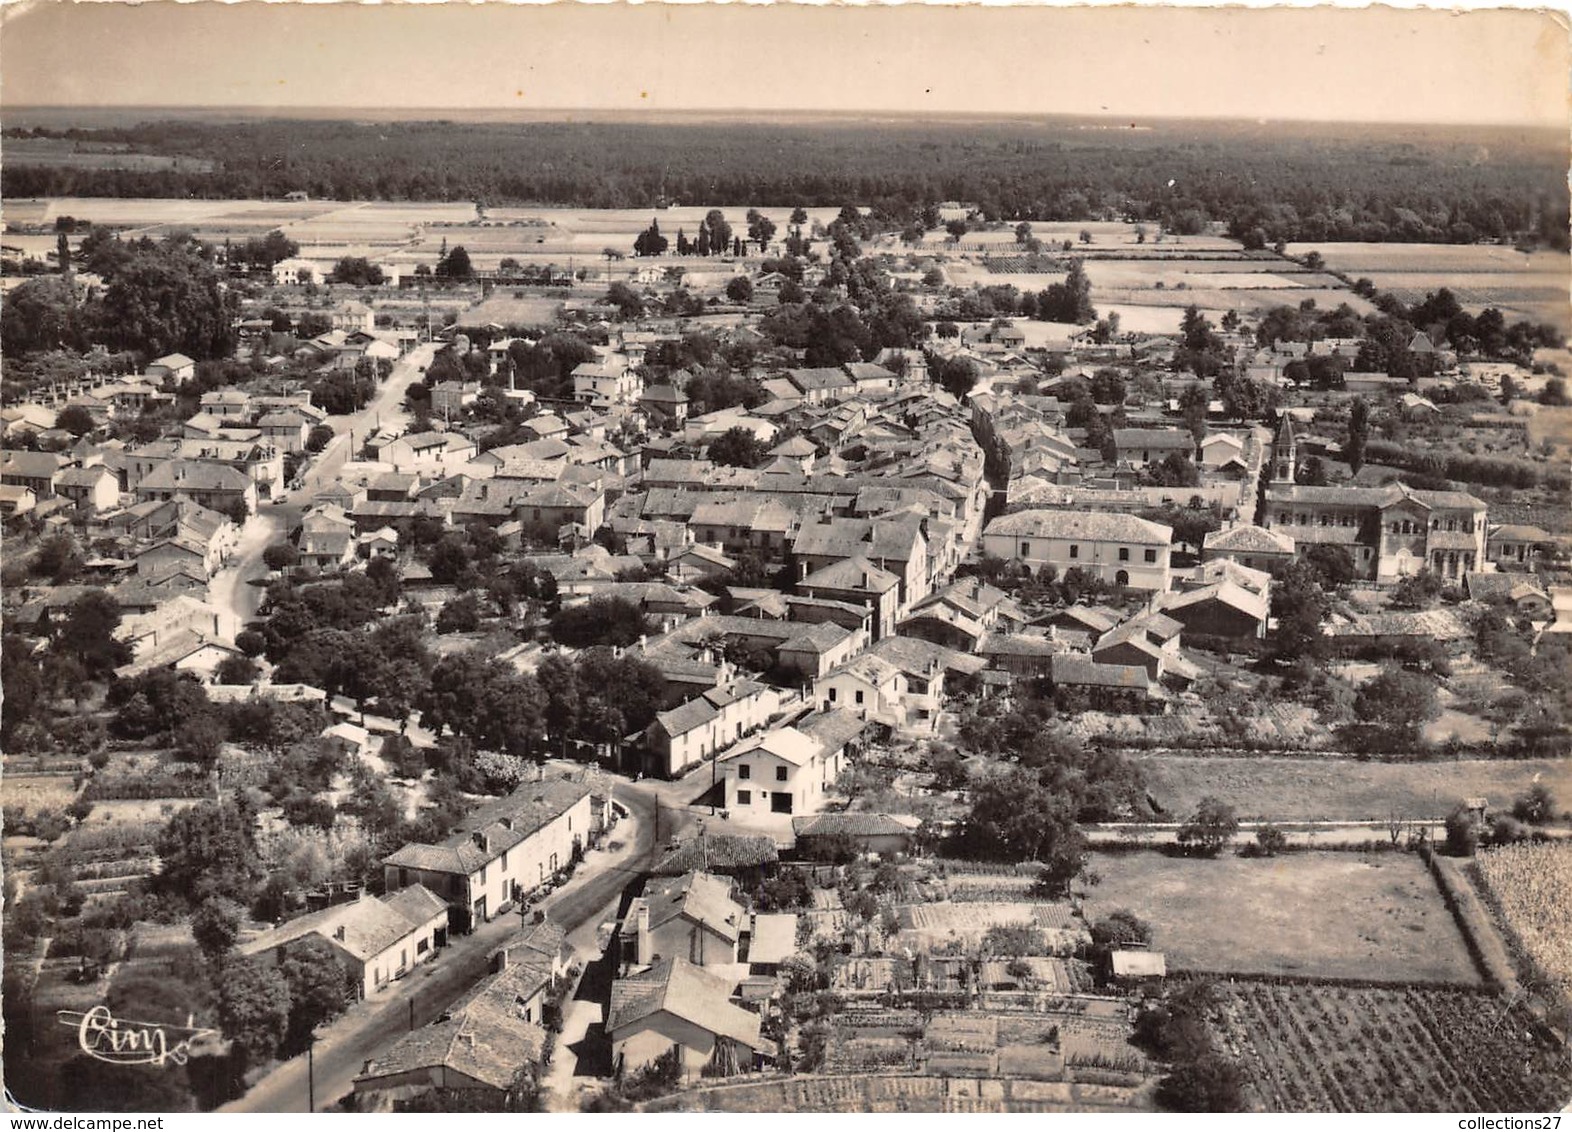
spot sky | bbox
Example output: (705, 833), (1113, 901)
(1, 1), (1568, 128)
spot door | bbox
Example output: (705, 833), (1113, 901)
(772, 792), (793, 814)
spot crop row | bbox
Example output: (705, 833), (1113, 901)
(1211, 982), (1568, 1112)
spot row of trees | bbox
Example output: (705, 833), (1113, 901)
(8, 118), (1563, 251)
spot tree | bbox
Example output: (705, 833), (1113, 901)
(549, 596), (651, 649)
(305, 423), (334, 453)
(154, 798), (263, 908)
(725, 275), (754, 303)
(1157, 1055), (1246, 1113)
(436, 592), (483, 633)
(263, 542), (299, 571)
(1269, 559), (1330, 661)
(1176, 796), (1238, 857)
(281, 937), (349, 1052)
(1353, 668), (1438, 741)
(54, 404), (96, 437)
(1253, 824), (1288, 857)
(192, 897), (244, 964)
(633, 219), (669, 258)
(56, 589), (132, 677)
(33, 532), (84, 584)
(746, 210), (777, 251)
(1090, 910), (1152, 952)
(436, 245), (474, 280)
(1346, 397), (1371, 473)
(963, 768), (1088, 892)
(1512, 783), (1557, 825)
(1037, 261), (1095, 324)
(929, 353), (980, 400)
(330, 257), (385, 286)
(174, 712), (228, 766)
(606, 281), (644, 319)
(1445, 806), (1480, 857)
(1014, 221), (1034, 245)
(703, 210), (732, 255)
(707, 425), (766, 468)
(218, 959), (290, 1063)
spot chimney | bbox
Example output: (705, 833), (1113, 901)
(333, 925), (346, 942)
(472, 830), (489, 853)
(499, 817), (513, 831)
(637, 902), (651, 962)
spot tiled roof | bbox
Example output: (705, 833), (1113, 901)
(240, 885), (446, 964)
(383, 778), (590, 876)
(986, 509), (1171, 545)
(636, 871), (744, 942)
(1204, 524), (1295, 555)
(651, 834), (778, 876)
(606, 957), (764, 1052)
(1050, 653), (1151, 691)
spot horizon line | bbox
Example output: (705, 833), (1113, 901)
(3, 104), (1564, 131)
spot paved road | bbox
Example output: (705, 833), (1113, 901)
(202, 342), (437, 634)
(222, 780), (677, 1113)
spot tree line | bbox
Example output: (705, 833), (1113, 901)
(5, 117), (1565, 251)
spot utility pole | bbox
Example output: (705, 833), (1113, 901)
(306, 1036), (315, 1113)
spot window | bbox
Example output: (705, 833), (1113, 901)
(739, 764), (751, 780)
(854, 690), (865, 705)
(1118, 547), (1130, 562)
(500, 851), (508, 871)
(480, 866), (487, 884)
(417, 939), (429, 955)
(737, 790), (752, 805)
(1115, 569), (1129, 587)
(1144, 548), (1157, 564)
(776, 766), (788, 782)
(827, 687), (837, 702)
(550, 853), (559, 872)
(1320, 515), (1329, 527)
(532, 509), (541, 520)
(1020, 541), (1031, 557)
(1069, 544), (1079, 559)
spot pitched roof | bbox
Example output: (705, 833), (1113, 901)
(636, 871), (745, 942)
(1050, 653), (1152, 690)
(239, 885), (446, 963)
(986, 509), (1171, 545)
(799, 555), (901, 594)
(383, 778), (591, 875)
(606, 957), (765, 1051)
(1204, 523), (1295, 555)
(651, 834), (779, 876)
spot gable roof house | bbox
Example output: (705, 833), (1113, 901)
(719, 720), (854, 818)
(643, 679), (783, 778)
(352, 926), (558, 1107)
(1, 449), (66, 498)
(383, 778), (594, 932)
(624, 872), (746, 969)
(983, 510), (1172, 592)
(607, 956), (768, 1078)
(240, 886), (449, 1001)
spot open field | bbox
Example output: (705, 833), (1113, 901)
(1525, 405), (1572, 454)
(1136, 755), (1572, 823)
(1081, 850), (1479, 983)
(1472, 842), (1572, 1005)
(1282, 241), (1570, 331)
(1211, 981), (1569, 1112)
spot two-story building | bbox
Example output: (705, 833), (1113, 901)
(382, 778), (593, 931)
(982, 509), (1172, 591)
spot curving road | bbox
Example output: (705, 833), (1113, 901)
(203, 341), (438, 633)
(221, 781), (676, 1113)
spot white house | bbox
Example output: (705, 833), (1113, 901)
(239, 886), (449, 1000)
(982, 509), (1172, 591)
(719, 724), (848, 817)
(383, 778), (593, 930)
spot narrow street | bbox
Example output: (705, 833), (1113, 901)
(202, 341), (437, 634)
(220, 781), (669, 1113)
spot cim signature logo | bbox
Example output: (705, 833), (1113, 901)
(57, 1006), (221, 1067)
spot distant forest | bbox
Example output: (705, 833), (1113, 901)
(4, 117), (1568, 249)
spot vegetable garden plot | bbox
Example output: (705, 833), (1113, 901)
(1212, 981), (1569, 1112)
